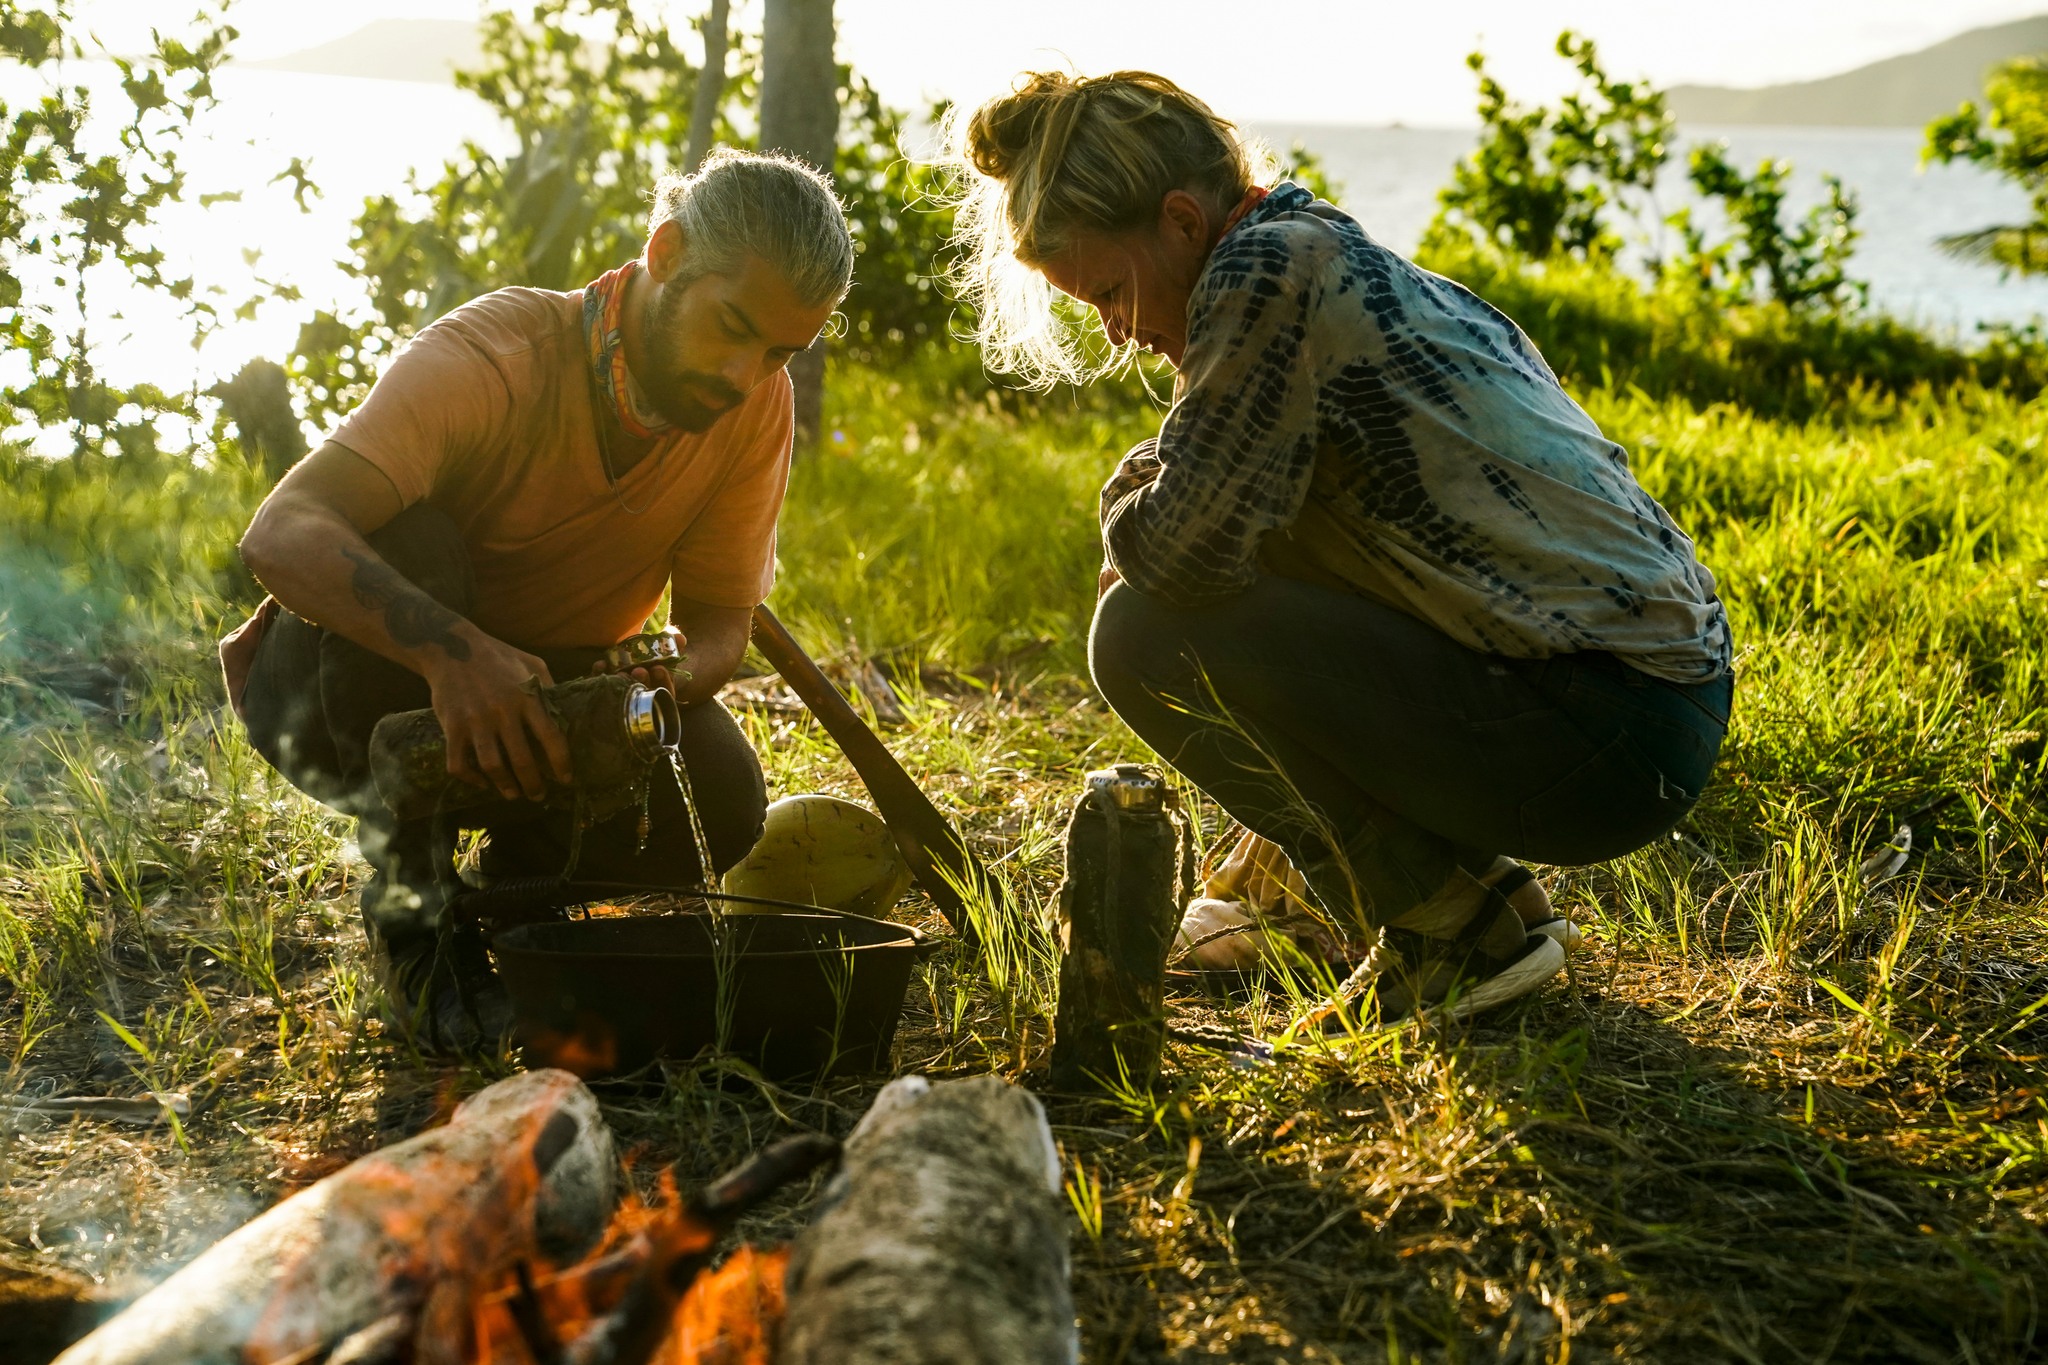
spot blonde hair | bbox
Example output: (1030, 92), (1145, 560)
(935, 71), (1271, 387)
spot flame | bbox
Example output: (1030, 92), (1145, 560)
(523, 1015), (620, 1077)
(240, 1073), (792, 1365)
(243, 1079), (567, 1363)
(469, 1171), (788, 1365)
(662, 1245), (788, 1365)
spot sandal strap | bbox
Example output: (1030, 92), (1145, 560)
(1489, 863), (1537, 898)
(1383, 887), (1526, 976)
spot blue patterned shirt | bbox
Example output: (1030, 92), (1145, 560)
(1100, 184), (1732, 684)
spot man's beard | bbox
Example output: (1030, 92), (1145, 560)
(638, 283), (745, 433)
(641, 362), (744, 433)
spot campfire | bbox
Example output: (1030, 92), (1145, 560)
(52, 1072), (1078, 1365)
(457, 1132), (831, 1365)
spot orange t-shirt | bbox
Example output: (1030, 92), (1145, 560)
(336, 285), (790, 648)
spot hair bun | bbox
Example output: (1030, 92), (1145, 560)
(940, 69), (1261, 388)
(965, 71), (1078, 181)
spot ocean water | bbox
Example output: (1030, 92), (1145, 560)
(1260, 121), (2048, 337)
(18, 68), (2048, 406)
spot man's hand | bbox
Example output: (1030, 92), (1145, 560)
(426, 632), (572, 801)
(607, 632), (689, 697)
(625, 661), (690, 695)
(241, 443), (573, 804)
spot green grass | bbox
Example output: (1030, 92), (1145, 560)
(2, 267), (2047, 1361)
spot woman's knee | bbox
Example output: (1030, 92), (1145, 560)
(1087, 580), (1190, 711)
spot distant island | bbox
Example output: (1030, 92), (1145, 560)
(239, 18), (484, 85)
(1668, 15), (2048, 127)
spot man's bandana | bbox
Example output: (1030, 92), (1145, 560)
(582, 259), (668, 441)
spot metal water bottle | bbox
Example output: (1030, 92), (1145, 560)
(368, 673), (680, 822)
(1050, 763), (1190, 1092)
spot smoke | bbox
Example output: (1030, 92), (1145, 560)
(0, 1130), (264, 1291)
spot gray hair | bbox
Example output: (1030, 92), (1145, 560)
(651, 148), (854, 308)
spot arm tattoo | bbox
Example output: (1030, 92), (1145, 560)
(340, 546), (472, 661)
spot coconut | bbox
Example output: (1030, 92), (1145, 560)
(723, 794), (914, 918)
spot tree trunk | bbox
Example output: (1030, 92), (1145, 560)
(210, 358), (309, 483)
(779, 1075), (1079, 1365)
(52, 1070), (615, 1365)
(759, 0), (838, 452)
(683, 0), (729, 173)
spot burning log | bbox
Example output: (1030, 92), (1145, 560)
(53, 1070), (616, 1365)
(472, 1133), (839, 1365)
(779, 1075), (1078, 1365)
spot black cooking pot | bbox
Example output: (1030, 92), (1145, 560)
(478, 883), (934, 1081)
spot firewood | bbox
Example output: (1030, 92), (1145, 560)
(52, 1069), (615, 1365)
(779, 1075), (1078, 1365)
(0, 1091), (190, 1130)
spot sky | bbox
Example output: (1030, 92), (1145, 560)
(85, 0), (2048, 127)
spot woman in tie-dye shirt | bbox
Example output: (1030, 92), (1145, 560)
(943, 71), (1733, 1018)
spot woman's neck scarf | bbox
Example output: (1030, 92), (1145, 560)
(582, 259), (670, 441)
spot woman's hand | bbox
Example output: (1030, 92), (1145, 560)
(1099, 563), (1122, 598)
(426, 635), (573, 801)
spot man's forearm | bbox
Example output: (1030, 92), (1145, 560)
(237, 441), (571, 801)
(669, 598), (752, 706)
(337, 544), (473, 665)
(241, 499), (482, 679)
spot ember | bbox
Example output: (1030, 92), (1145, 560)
(520, 1017), (622, 1079)
(468, 1134), (835, 1365)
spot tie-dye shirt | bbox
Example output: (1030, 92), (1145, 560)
(1099, 184), (1732, 684)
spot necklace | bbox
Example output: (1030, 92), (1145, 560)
(597, 419), (668, 517)
(588, 354), (673, 516)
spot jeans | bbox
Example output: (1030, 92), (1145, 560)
(238, 505), (767, 962)
(1088, 575), (1731, 933)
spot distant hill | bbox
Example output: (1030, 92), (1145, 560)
(239, 19), (484, 85)
(1667, 15), (2048, 126)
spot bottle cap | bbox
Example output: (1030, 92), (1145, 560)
(1085, 763), (1166, 811)
(623, 685), (682, 758)
(597, 627), (684, 676)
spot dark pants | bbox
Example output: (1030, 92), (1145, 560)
(240, 505), (767, 962)
(1088, 576), (1731, 934)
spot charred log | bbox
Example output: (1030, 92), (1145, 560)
(779, 1075), (1078, 1365)
(51, 1070), (615, 1365)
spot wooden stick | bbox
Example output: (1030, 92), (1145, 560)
(750, 606), (991, 946)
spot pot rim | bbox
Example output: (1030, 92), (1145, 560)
(488, 882), (938, 961)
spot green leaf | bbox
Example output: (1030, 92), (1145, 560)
(1817, 977), (1871, 1018)
(96, 1010), (154, 1063)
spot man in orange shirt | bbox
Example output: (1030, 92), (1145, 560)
(223, 150), (853, 1052)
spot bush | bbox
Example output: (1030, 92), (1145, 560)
(1422, 237), (2048, 423)
(1925, 56), (2048, 274)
